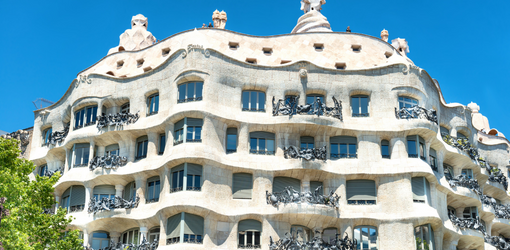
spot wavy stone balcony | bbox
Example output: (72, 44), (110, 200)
(269, 232), (356, 250)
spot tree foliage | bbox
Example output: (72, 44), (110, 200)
(0, 137), (83, 250)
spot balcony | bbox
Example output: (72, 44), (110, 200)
(177, 96), (202, 103)
(330, 153), (357, 159)
(47, 126), (69, 145)
(481, 194), (510, 220)
(394, 105), (438, 124)
(242, 107), (265, 112)
(445, 174), (482, 195)
(283, 146), (326, 161)
(272, 96), (343, 121)
(96, 112), (139, 130)
(68, 205), (84, 213)
(41, 167), (63, 178)
(84, 237), (158, 250)
(87, 195), (139, 214)
(89, 155), (128, 171)
(448, 212), (486, 235)
(265, 186), (339, 208)
(269, 232), (356, 250)
(250, 149), (275, 155)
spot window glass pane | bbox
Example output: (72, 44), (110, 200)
(143, 141), (148, 156)
(242, 92), (250, 110)
(259, 138), (266, 151)
(259, 92), (265, 110)
(75, 148), (83, 165)
(187, 127), (194, 140)
(195, 175), (200, 188)
(360, 97), (368, 114)
(92, 107), (98, 122)
(381, 145), (389, 156)
(172, 172), (178, 189)
(301, 143), (307, 149)
(340, 144), (347, 155)
(227, 134), (237, 150)
(196, 82), (203, 98)
(352, 97), (360, 114)
(250, 138), (257, 150)
(419, 143), (425, 157)
(187, 175), (193, 188)
(247, 231), (253, 244)
(160, 135), (166, 153)
(306, 96), (315, 105)
(148, 182), (154, 200)
(362, 227), (369, 249)
(83, 147), (90, 164)
(408, 140), (417, 155)
(179, 85), (186, 100)
(369, 228), (377, 250)
(137, 142), (143, 157)
(349, 144), (357, 155)
(187, 82), (195, 98)
(331, 144), (338, 154)
(195, 127), (202, 140)
(354, 228), (361, 249)
(238, 233), (244, 245)
(154, 95), (159, 112)
(422, 226), (430, 250)
(267, 139), (274, 153)
(254, 232), (260, 245)
(250, 91), (257, 110)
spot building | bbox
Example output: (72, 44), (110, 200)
(27, 2), (510, 250)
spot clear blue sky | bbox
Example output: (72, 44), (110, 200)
(0, 0), (509, 135)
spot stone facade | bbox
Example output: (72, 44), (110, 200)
(27, 9), (510, 250)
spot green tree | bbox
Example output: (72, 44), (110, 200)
(0, 137), (83, 250)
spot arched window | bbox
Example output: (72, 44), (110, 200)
(351, 95), (369, 117)
(93, 185), (115, 201)
(242, 91), (266, 112)
(72, 143), (90, 168)
(170, 164), (202, 193)
(429, 148), (437, 171)
(381, 140), (390, 159)
(322, 228), (337, 245)
(91, 231), (110, 249)
(61, 185), (85, 213)
(120, 102), (130, 113)
(166, 213), (204, 245)
(147, 93), (159, 116)
(411, 177), (431, 205)
(447, 206), (456, 217)
(406, 135), (426, 161)
(440, 126), (449, 136)
(233, 173), (253, 199)
(149, 227), (160, 243)
(238, 219), (262, 248)
(461, 169), (473, 179)
(310, 181), (323, 195)
(444, 164), (453, 180)
(136, 136), (148, 160)
(306, 94), (324, 105)
(178, 82), (203, 103)
(122, 228), (140, 244)
(414, 224), (435, 250)
(300, 136), (314, 149)
(226, 128), (238, 153)
(291, 225), (311, 242)
(123, 181), (136, 201)
(398, 96), (418, 109)
(105, 144), (119, 156)
(74, 105), (98, 129)
(174, 118), (203, 145)
(38, 164), (48, 176)
(354, 226), (378, 250)
(159, 133), (166, 155)
(463, 207), (478, 219)
(346, 180), (376, 205)
(146, 176), (161, 203)
(42, 127), (52, 146)
(250, 132), (275, 155)
(273, 177), (300, 193)
(330, 136), (357, 159)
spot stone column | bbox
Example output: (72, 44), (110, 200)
(115, 184), (124, 197)
(140, 227), (148, 244)
(159, 213), (167, 246)
(83, 229), (89, 247)
(136, 176), (147, 205)
(160, 168), (170, 200)
(97, 146), (105, 157)
(88, 139), (95, 164)
(64, 148), (70, 174)
(456, 207), (464, 218)
(302, 180), (310, 193)
(147, 131), (158, 156)
(110, 231), (121, 243)
(165, 123), (174, 153)
(54, 194), (60, 215)
(238, 123), (249, 154)
(87, 231), (93, 247)
(438, 150), (445, 176)
(128, 139), (136, 162)
(84, 184), (92, 213)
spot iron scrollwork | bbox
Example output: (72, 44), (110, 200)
(445, 174), (482, 195)
(395, 105), (438, 124)
(448, 212), (486, 234)
(481, 194), (510, 220)
(266, 186), (339, 208)
(96, 112), (140, 130)
(43, 167), (63, 178)
(272, 96), (343, 121)
(89, 155), (128, 171)
(87, 195), (140, 214)
(83, 236), (158, 250)
(284, 146), (326, 161)
(269, 232), (356, 250)
(48, 125), (69, 145)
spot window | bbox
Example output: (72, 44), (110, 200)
(306, 94), (324, 106)
(346, 180), (376, 205)
(457, 131), (468, 139)
(162, 47), (170, 56)
(233, 173), (252, 199)
(463, 207), (478, 219)
(310, 181), (324, 195)
(262, 47), (273, 55)
(159, 133), (166, 155)
(149, 227), (160, 243)
(74, 105), (98, 129)
(242, 91), (266, 112)
(291, 225), (311, 242)
(93, 185), (115, 201)
(381, 140), (390, 159)
(411, 177), (431, 204)
(461, 169), (473, 179)
(120, 102), (130, 113)
(38, 164), (48, 176)
(351, 44), (362, 52)
(440, 126), (449, 136)
(444, 164), (454, 179)
(335, 62), (346, 70)
(415, 224), (435, 250)
(73, 143), (90, 168)
(447, 206), (456, 217)
(122, 228), (140, 244)
(229, 41), (239, 50)
(313, 43), (324, 52)
(226, 128), (238, 153)
(300, 136), (314, 149)
(174, 118), (203, 145)
(105, 144), (119, 156)
(250, 132), (275, 155)
(322, 228), (337, 245)
(91, 231), (110, 249)
(351, 95), (369, 117)
(123, 181), (136, 201)
(354, 226), (378, 250)
(61, 185), (85, 213)
(166, 213), (204, 245)
(273, 177), (301, 193)
(178, 82), (203, 103)
(238, 220), (262, 248)
(147, 94), (159, 116)
(407, 135), (426, 161)
(42, 128), (52, 146)
(136, 136), (148, 160)
(429, 148), (437, 172)
(171, 163), (202, 193)
(330, 136), (357, 159)
(398, 96), (418, 109)
(146, 176), (161, 203)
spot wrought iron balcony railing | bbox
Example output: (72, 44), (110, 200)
(347, 200), (376, 205)
(87, 195), (140, 214)
(170, 187), (183, 193)
(269, 232), (356, 250)
(89, 155), (128, 171)
(96, 112), (139, 130)
(47, 126), (69, 145)
(448, 212), (486, 234)
(42, 167), (63, 178)
(226, 149), (237, 154)
(177, 96), (203, 103)
(445, 174), (482, 195)
(187, 186), (201, 192)
(429, 163), (438, 172)
(69, 205), (84, 213)
(330, 153), (357, 159)
(481, 194), (510, 220)
(242, 108), (266, 112)
(352, 113), (369, 117)
(186, 139), (202, 143)
(238, 244), (261, 249)
(250, 150), (275, 155)
(487, 168), (509, 190)
(135, 155), (147, 161)
(167, 237), (180, 245)
(84, 236), (158, 250)
(485, 234), (510, 250)
(394, 105), (438, 124)
(272, 96), (343, 121)
(174, 140), (183, 146)
(266, 186), (339, 208)
(73, 163), (88, 168)
(283, 146), (326, 161)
